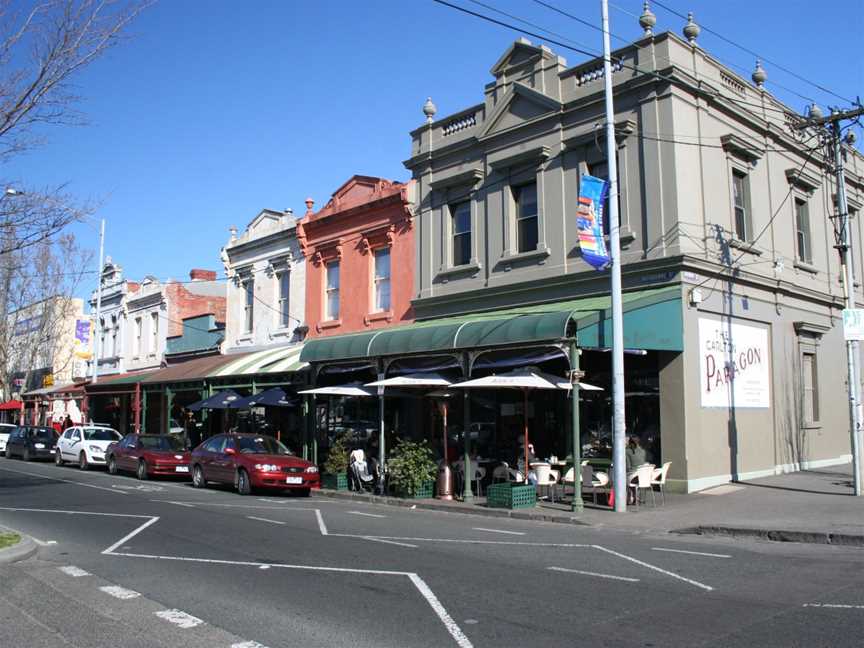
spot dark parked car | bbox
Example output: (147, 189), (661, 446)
(4, 426), (58, 461)
(190, 433), (319, 496)
(106, 433), (191, 480)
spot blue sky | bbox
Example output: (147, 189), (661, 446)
(6, 0), (863, 296)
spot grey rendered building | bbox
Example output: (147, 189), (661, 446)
(402, 25), (863, 492)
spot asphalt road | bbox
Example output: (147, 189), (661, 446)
(0, 457), (862, 648)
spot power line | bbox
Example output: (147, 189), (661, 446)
(430, 0), (801, 119)
(647, 0), (853, 105)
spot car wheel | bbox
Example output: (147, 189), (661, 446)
(137, 460), (148, 481)
(22, 448), (30, 462)
(79, 452), (88, 470)
(236, 469), (251, 496)
(107, 456), (117, 475)
(192, 465), (206, 488)
(55, 450), (63, 466)
(297, 488), (311, 498)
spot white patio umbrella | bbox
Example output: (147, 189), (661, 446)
(297, 382), (376, 397)
(451, 368), (601, 483)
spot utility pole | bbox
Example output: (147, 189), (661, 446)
(91, 219), (105, 385)
(600, 0), (627, 511)
(802, 104), (864, 496)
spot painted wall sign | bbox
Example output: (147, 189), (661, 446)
(699, 318), (770, 408)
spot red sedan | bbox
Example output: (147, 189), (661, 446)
(106, 434), (191, 480)
(190, 433), (319, 496)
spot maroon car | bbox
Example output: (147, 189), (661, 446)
(106, 433), (191, 480)
(190, 433), (319, 496)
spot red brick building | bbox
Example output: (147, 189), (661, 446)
(297, 176), (415, 337)
(165, 269), (227, 338)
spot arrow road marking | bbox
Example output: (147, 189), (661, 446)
(593, 545), (714, 591)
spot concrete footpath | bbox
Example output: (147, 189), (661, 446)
(317, 464), (864, 546)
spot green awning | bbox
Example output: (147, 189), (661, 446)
(300, 285), (683, 363)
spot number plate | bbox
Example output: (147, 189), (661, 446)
(286, 476), (303, 484)
(175, 466), (189, 473)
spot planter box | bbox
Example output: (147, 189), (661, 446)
(395, 480), (435, 499)
(486, 482), (536, 510)
(321, 472), (348, 491)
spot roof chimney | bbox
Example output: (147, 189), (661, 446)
(189, 269), (217, 281)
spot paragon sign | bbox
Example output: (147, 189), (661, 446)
(699, 318), (770, 409)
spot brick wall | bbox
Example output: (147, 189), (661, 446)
(165, 282), (227, 338)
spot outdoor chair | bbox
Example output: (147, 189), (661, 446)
(349, 449), (376, 492)
(628, 464), (655, 507)
(580, 464), (610, 505)
(651, 461), (672, 505)
(533, 463), (557, 502)
(560, 467), (575, 498)
(491, 463), (510, 484)
(455, 463), (486, 496)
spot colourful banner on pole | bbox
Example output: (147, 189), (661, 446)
(73, 319), (92, 360)
(576, 174), (611, 270)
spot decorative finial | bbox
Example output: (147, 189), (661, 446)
(422, 97), (437, 124)
(228, 226), (237, 242)
(751, 59), (767, 88)
(683, 12), (700, 44)
(304, 197), (315, 215)
(639, 1), (656, 36)
(807, 103), (823, 120)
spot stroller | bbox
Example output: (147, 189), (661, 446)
(349, 449), (379, 492)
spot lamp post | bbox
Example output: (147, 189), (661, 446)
(90, 219), (105, 384)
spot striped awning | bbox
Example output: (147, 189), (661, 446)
(209, 345), (307, 378)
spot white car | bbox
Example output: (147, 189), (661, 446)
(0, 423), (17, 453)
(55, 425), (122, 470)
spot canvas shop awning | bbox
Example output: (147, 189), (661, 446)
(300, 285), (683, 364)
(209, 345), (308, 378)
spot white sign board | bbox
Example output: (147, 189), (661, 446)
(699, 318), (770, 409)
(842, 309), (864, 341)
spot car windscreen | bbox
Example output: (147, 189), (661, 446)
(83, 428), (120, 441)
(236, 436), (291, 455)
(139, 436), (184, 451)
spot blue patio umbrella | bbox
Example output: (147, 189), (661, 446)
(228, 387), (296, 409)
(187, 389), (242, 412)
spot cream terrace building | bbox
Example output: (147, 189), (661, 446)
(393, 19), (864, 492)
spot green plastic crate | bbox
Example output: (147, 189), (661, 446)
(321, 472), (348, 491)
(486, 482), (537, 509)
(396, 480), (435, 499)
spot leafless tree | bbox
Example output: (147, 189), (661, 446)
(0, 233), (93, 399)
(0, 0), (151, 253)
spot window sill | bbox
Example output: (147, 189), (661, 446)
(794, 260), (818, 275)
(270, 327), (294, 339)
(499, 245), (551, 266)
(365, 310), (393, 325)
(603, 227), (637, 248)
(728, 238), (763, 255)
(802, 423), (822, 431)
(436, 261), (482, 281)
(318, 319), (342, 331)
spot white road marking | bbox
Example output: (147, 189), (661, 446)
(161, 501), (315, 511)
(112, 484), (165, 492)
(246, 516), (285, 525)
(102, 516), (160, 555)
(803, 603), (864, 610)
(155, 609), (204, 629)
(651, 547), (731, 559)
(329, 533), (587, 548)
(592, 545), (714, 591)
(0, 507), (150, 518)
(31, 537), (57, 546)
(258, 565), (270, 570)
(348, 511), (387, 518)
(362, 536), (417, 548)
(409, 574), (473, 648)
(315, 509), (328, 536)
(472, 527), (525, 536)
(547, 566), (640, 582)
(159, 500), (196, 508)
(0, 465), (126, 495)
(232, 641), (269, 648)
(58, 566), (90, 577)
(99, 585), (141, 600)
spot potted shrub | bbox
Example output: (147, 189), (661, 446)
(387, 439), (437, 499)
(321, 432), (350, 490)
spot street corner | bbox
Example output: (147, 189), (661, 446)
(0, 527), (38, 565)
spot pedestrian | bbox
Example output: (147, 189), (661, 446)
(62, 414), (73, 431)
(185, 410), (201, 449)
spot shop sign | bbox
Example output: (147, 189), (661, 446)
(842, 309), (864, 341)
(698, 318), (770, 409)
(42, 374), (54, 388)
(575, 174), (611, 270)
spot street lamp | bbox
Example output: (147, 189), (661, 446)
(87, 218), (106, 384)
